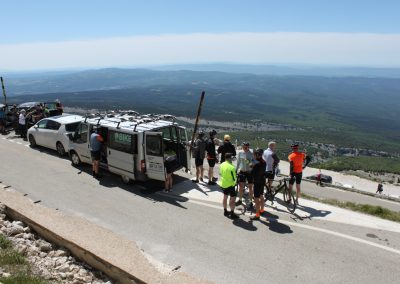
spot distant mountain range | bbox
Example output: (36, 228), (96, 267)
(4, 67), (399, 143)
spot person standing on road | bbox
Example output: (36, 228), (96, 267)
(316, 169), (322, 186)
(219, 153), (239, 219)
(288, 143), (311, 204)
(262, 141), (280, 192)
(376, 183), (383, 194)
(192, 131), (207, 183)
(236, 142), (255, 209)
(217, 134), (236, 163)
(251, 148), (267, 220)
(90, 128), (104, 178)
(18, 109), (27, 139)
(206, 130), (218, 185)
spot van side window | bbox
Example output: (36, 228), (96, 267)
(37, 120), (48, 129)
(146, 135), (162, 156)
(109, 131), (137, 154)
(78, 124), (88, 143)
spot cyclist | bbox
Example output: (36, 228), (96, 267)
(235, 142), (255, 209)
(192, 131), (206, 183)
(219, 153), (239, 219)
(218, 134), (236, 163)
(206, 130), (218, 185)
(288, 143), (311, 203)
(262, 141), (280, 191)
(251, 148), (267, 220)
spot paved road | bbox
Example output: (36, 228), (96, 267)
(1, 134), (400, 284)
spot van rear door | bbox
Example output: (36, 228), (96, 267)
(144, 132), (165, 181)
(107, 131), (136, 180)
(178, 127), (192, 172)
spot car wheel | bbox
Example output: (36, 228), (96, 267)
(70, 151), (81, 166)
(121, 175), (131, 184)
(56, 142), (66, 156)
(29, 135), (37, 147)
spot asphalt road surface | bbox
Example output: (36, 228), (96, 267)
(1, 133), (400, 284)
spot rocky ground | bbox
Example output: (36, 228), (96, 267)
(0, 204), (112, 284)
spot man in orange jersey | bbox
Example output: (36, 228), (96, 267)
(288, 143), (311, 204)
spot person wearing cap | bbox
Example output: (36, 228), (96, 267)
(192, 131), (207, 183)
(55, 99), (63, 115)
(219, 153), (239, 219)
(18, 109), (27, 139)
(217, 134), (236, 164)
(288, 143), (311, 203)
(251, 148), (267, 220)
(235, 142), (255, 209)
(205, 130), (218, 185)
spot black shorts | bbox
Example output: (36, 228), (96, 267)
(91, 150), (101, 161)
(238, 172), (253, 184)
(222, 186), (237, 197)
(195, 157), (204, 167)
(265, 171), (275, 180)
(207, 159), (216, 167)
(289, 173), (303, 185)
(253, 183), (264, 198)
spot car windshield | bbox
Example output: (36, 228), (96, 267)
(65, 122), (81, 132)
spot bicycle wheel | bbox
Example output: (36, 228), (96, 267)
(283, 185), (296, 213)
(235, 203), (247, 215)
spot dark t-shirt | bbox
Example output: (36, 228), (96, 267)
(206, 138), (216, 159)
(251, 160), (266, 184)
(218, 141), (236, 163)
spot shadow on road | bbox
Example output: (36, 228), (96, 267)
(75, 165), (189, 209)
(260, 219), (293, 234)
(232, 218), (257, 231)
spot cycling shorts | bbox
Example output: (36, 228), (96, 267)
(253, 183), (265, 198)
(289, 173), (303, 185)
(265, 171), (275, 180)
(238, 171), (254, 184)
(207, 159), (216, 167)
(195, 157), (204, 167)
(222, 186), (237, 197)
(91, 150), (101, 161)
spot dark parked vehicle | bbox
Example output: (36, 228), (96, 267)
(306, 174), (333, 184)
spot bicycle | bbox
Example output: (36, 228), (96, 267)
(264, 178), (296, 213)
(234, 180), (255, 215)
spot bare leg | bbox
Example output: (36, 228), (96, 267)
(296, 184), (301, 201)
(248, 184), (254, 204)
(260, 195), (265, 211)
(223, 194), (228, 210)
(169, 174), (173, 189)
(288, 184), (293, 201)
(229, 196), (235, 212)
(208, 167), (214, 180)
(238, 182), (245, 201)
(196, 167), (200, 180)
(200, 166), (204, 180)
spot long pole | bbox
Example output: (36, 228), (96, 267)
(0, 77), (6, 106)
(190, 91), (205, 150)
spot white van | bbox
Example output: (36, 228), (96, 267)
(67, 111), (191, 183)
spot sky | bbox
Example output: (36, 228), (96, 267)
(1, 0), (400, 70)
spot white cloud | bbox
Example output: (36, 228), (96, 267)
(1, 32), (400, 70)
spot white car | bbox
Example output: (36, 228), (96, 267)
(27, 114), (84, 156)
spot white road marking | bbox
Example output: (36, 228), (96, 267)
(167, 194), (400, 256)
(16, 142), (22, 145)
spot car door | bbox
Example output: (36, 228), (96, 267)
(144, 132), (165, 181)
(32, 119), (48, 146)
(42, 120), (61, 149)
(73, 123), (91, 163)
(107, 130), (136, 179)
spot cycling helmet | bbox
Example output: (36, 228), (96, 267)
(209, 129), (217, 136)
(291, 143), (299, 148)
(242, 141), (250, 146)
(198, 130), (205, 137)
(254, 148), (264, 156)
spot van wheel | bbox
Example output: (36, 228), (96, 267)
(121, 175), (131, 184)
(56, 142), (66, 156)
(29, 135), (36, 147)
(70, 151), (81, 166)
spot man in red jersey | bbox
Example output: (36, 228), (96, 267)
(288, 143), (310, 204)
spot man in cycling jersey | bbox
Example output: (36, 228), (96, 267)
(218, 134), (236, 163)
(251, 148), (267, 220)
(236, 142), (255, 209)
(219, 153), (239, 219)
(262, 141), (280, 192)
(288, 143), (310, 203)
(192, 131), (206, 183)
(206, 130), (218, 185)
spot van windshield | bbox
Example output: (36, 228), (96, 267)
(65, 122), (81, 132)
